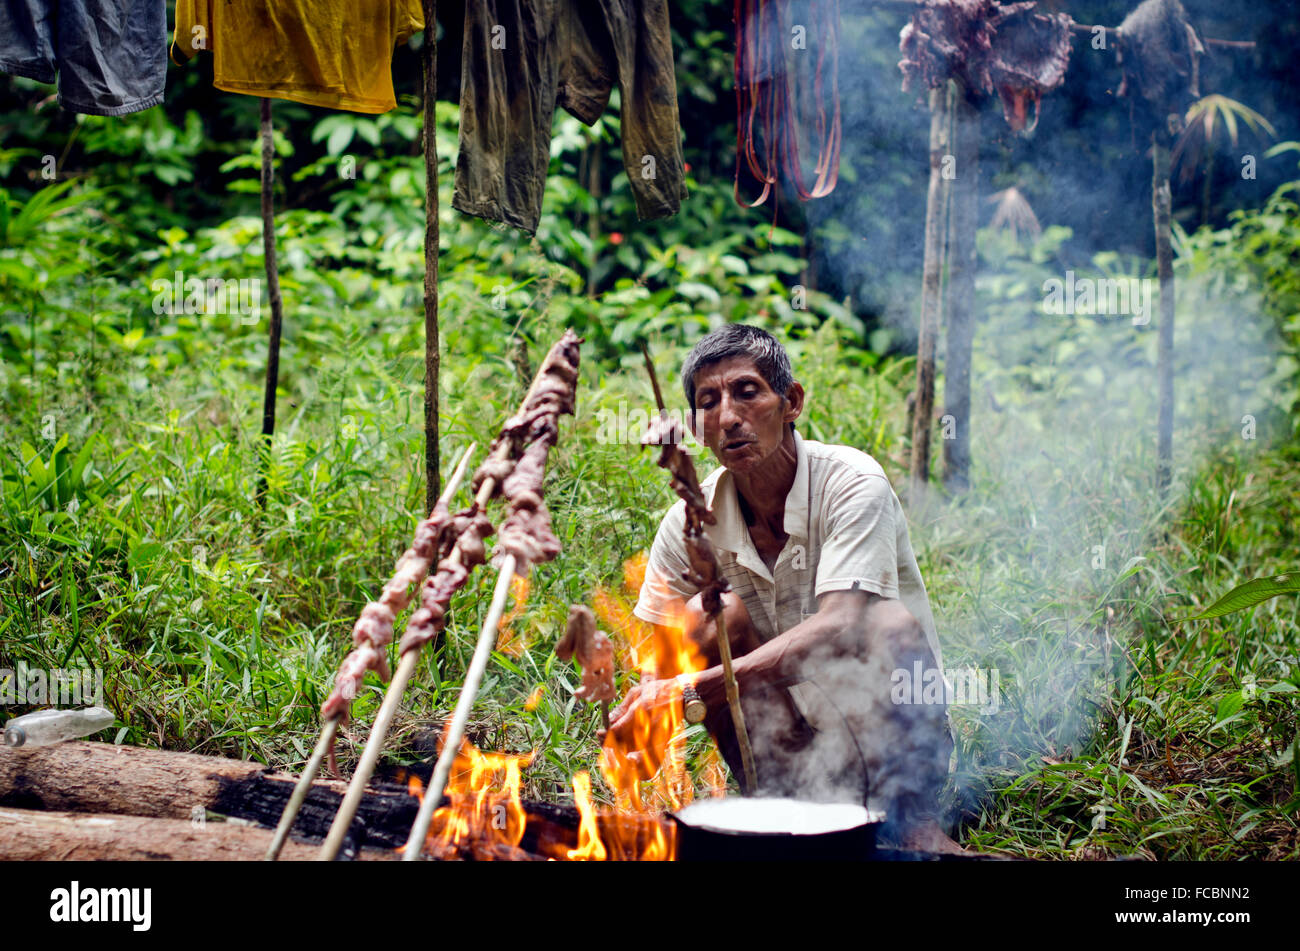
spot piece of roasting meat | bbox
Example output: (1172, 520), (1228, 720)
(556, 605), (615, 704)
(401, 329), (582, 651)
(320, 500), (459, 721)
(489, 330), (582, 575)
(641, 413), (730, 616)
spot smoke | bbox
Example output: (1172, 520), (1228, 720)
(725, 1), (1292, 831)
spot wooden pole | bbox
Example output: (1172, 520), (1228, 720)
(910, 83), (951, 493)
(712, 609), (755, 796)
(401, 553), (518, 860)
(1152, 130), (1175, 494)
(422, 0), (441, 513)
(943, 82), (979, 493)
(257, 97), (286, 507)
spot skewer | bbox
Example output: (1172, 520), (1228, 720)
(401, 553), (518, 860)
(640, 343), (757, 795)
(265, 443), (476, 861)
(316, 470), (494, 862)
(317, 329), (582, 860)
(263, 717), (337, 861)
(712, 610), (756, 795)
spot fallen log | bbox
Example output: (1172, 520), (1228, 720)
(0, 741), (592, 858)
(0, 806), (396, 861)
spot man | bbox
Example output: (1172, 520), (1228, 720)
(606, 323), (960, 852)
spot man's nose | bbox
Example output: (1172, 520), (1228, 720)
(718, 393), (742, 429)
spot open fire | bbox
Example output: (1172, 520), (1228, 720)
(402, 554), (726, 861)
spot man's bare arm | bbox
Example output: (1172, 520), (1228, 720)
(612, 589), (930, 736)
(689, 590), (927, 711)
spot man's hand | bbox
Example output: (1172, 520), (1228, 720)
(599, 676), (684, 782)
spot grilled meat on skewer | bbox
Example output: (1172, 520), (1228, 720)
(556, 605), (615, 704)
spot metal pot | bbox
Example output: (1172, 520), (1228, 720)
(671, 797), (883, 861)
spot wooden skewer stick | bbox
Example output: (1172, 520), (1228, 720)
(712, 609), (755, 795)
(313, 447), (483, 862)
(319, 334), (578, 861)
(401, 553), (518, 860)
(641, 341), (667, 412)
(640, 342), (757, 795)
(264, 717), (338, 861)
(267, 443), (476, 861)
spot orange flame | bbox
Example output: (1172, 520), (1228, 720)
(494, 575), (532, 657)
(396, 552), (726, 862)
(567, 772), (607, 860)
(578, 553), (715, 859)
(412, 738), (533, 859)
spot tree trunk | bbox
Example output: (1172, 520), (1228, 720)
(257, 97), (286, 507)
(423, 2), (442, 513)
(0, 806), (395, 861)
(910, 83), (952, 492)
(1152, 132), (1175, 494)
(942, 84), (980, 493)
(586, 135), (601, 298)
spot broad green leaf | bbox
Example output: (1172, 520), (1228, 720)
(1185, 574), (1300, 620)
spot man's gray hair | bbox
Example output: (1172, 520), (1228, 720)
(680, 324), (795, 412)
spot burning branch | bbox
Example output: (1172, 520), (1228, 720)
(639, 348), (757, 795)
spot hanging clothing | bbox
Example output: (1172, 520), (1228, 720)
(171, 0), (424, 114)
(452, 0), (687, 234)
(0, 0), (166, 116)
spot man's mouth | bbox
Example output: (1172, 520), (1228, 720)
(723, 437), (754, 452)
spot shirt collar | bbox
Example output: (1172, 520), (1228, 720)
(703, 429), (810, 556)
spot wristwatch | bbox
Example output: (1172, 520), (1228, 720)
(680, 680), (707, 724)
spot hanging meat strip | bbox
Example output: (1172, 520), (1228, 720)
(899, 0), (1073, 133)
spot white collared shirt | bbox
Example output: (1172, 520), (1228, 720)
(634, 430), (943, 682)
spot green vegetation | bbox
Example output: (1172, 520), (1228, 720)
(3, 15), (1300, 860)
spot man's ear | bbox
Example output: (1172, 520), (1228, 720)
(783, 381), (806, 424)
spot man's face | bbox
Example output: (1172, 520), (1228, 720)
(689, 356), (802, 473)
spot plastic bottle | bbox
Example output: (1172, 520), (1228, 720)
(3, 706), (115, 748)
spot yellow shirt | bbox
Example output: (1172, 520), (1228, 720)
(171, 1), (424, 114)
